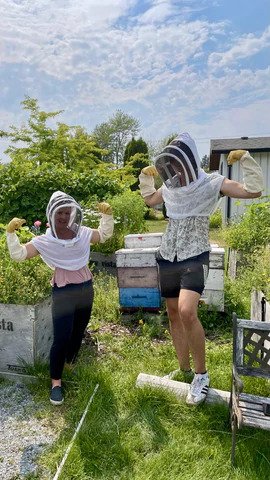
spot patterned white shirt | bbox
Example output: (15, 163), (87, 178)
(159, 172), (224, 261)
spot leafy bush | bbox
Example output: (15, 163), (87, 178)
(209, 209), (222, 229)
(198, 302), (230, 332)
(224, 200), (270, 253)
(224, 246), (270, 317)
(0, 229), (51, 304)
(83, 190), (148, 254)
(0, 161), (123, 225)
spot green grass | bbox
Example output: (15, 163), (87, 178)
(21, 273), (270, 480)
(145, 219), (168, 233)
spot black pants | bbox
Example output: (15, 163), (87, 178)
(50, 280), (94, 380)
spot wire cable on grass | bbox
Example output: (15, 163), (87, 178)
(52, 383), (99, 480)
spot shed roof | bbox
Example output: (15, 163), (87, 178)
(209, 136), (270, 171)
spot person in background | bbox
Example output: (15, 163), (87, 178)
(6, 191), (114, 406)
(139, 133), (263, 406)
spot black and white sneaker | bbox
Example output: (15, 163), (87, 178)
(186, 372), (210, 405)
(50, 386), (64, 406)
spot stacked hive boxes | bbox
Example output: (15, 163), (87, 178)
(116, 233), (162, 311)
(116, 233), (225, 312)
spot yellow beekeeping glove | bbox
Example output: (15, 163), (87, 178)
(228, 150), (263, 193)
(96, 203), (114, 243)
(6, 218), (26, 233)
(97, 202), (112, 215)
(227, 150), (247, 165)
(6, 218), (27, 261)
(139, 166), (158, 198)
(141, 166), (158, 176)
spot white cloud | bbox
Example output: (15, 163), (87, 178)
(208, 25), (270, 69)
(0, 0), (269, 162)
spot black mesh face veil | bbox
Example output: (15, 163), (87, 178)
(154, 135), (200, 189)
(46, 192), (83, 238)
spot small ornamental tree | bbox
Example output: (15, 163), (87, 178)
(0, 96), (104, 170)
(92, 110), (141, 165)
(123, 137), (148, 165)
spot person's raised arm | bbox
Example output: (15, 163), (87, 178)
(138, 166), (163, 207)
(6, 218), (39, 261)
(91, 202), (114, 245)
(220, 150), (263, 199)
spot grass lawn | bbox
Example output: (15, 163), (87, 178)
(19, 273), (270, 480)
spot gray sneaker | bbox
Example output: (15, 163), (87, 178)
(50, 386), (64, 406)
(186, 372), (210, 405)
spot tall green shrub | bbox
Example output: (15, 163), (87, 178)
(0, 162), (123, 225)
(83, 190), (148, 254)
(224, 200), (270, 253)
(0, 229), (51, 304)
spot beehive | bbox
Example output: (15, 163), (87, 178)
(0, 298), (52, 375)
(116, 235), (225, 311)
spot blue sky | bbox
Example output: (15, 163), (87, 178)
(0, 0), (269, 161)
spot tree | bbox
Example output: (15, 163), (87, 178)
(148, 132), (178, 159)
(201, 154), (209, 171)
(93, 110), (140, 165)
(0, 96), (104, 169)
(123, 137), (148, 165)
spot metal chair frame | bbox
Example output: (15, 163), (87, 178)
(230, 313), (270, 465)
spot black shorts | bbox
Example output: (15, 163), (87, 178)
(156, 251), (210, 298)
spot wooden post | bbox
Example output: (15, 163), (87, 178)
(136, 373), (230, 405)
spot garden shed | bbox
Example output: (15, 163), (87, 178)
(209, 136), (270, 223)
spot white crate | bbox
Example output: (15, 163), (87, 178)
(205, 268), (224, 291)
(124, 233), (163, 249)
(201, 289), (224, 311)
(209, 247), (225, 269)
(116, 247), (159, 268)
(0, 298), (52, 374)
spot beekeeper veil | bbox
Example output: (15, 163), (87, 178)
(154, 132), (207, 189)
(46, 191), (83, 238)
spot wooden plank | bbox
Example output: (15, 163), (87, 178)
(240, 409), (265, 419)
(119, 288), (161, 308)
(117, 267), (159, 288)
(136, 373), (230, 405)
(250, 290), (270, 351)
(251, 290), (264, 322)
(237, 319), (270, 331)
(0, 371), (38, 383)
(240, 392), (270, 404)
(237, 367), (270, 379)
(239, 401), (264, 411)
(242, 416), (270, 430)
